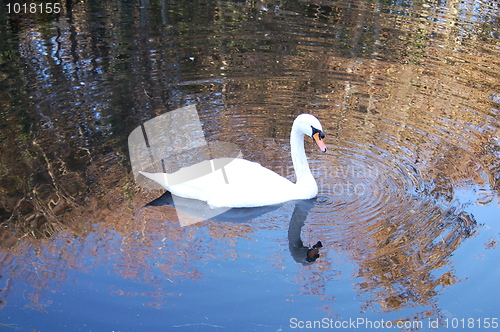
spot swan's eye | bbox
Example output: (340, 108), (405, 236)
(311, 126), (325, 139)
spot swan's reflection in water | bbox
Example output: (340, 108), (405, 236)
(148, 194), (324, 265)
(287, 199), (323, 265)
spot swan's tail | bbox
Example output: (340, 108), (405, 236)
(139, 171), (170, 189)
(139, 158), (233, 189)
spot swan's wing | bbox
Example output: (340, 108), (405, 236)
(138, 171), (168, 187)
(203, 159), (297, 207)
(222, 158), (293, 187)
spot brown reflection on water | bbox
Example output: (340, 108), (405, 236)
(356, 209), (475, 313)
(0, 0), (499, 319)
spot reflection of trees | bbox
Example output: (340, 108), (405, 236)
(355, 206), (475, 313)
(0, 203), (257, 309)
(0, 0), (498, 319)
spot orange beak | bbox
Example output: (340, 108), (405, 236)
(313, 132), (327, 152)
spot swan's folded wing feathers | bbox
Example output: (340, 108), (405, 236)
(223, 159), (294, 186)
(204, 159), (297, 207)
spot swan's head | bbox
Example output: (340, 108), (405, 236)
(295, 114), (327, 153)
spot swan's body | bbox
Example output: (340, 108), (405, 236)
(140, 114), (326, 208)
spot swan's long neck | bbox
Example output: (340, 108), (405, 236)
(290, 123), (316, 190)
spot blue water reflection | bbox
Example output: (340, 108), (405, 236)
(1, 194), (497, 330)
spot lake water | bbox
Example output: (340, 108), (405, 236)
(0, 0), (499, 331)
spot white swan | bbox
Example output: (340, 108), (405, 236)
(139, 114), (326, 208)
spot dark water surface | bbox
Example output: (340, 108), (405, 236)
(1, 0), (499, 331)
